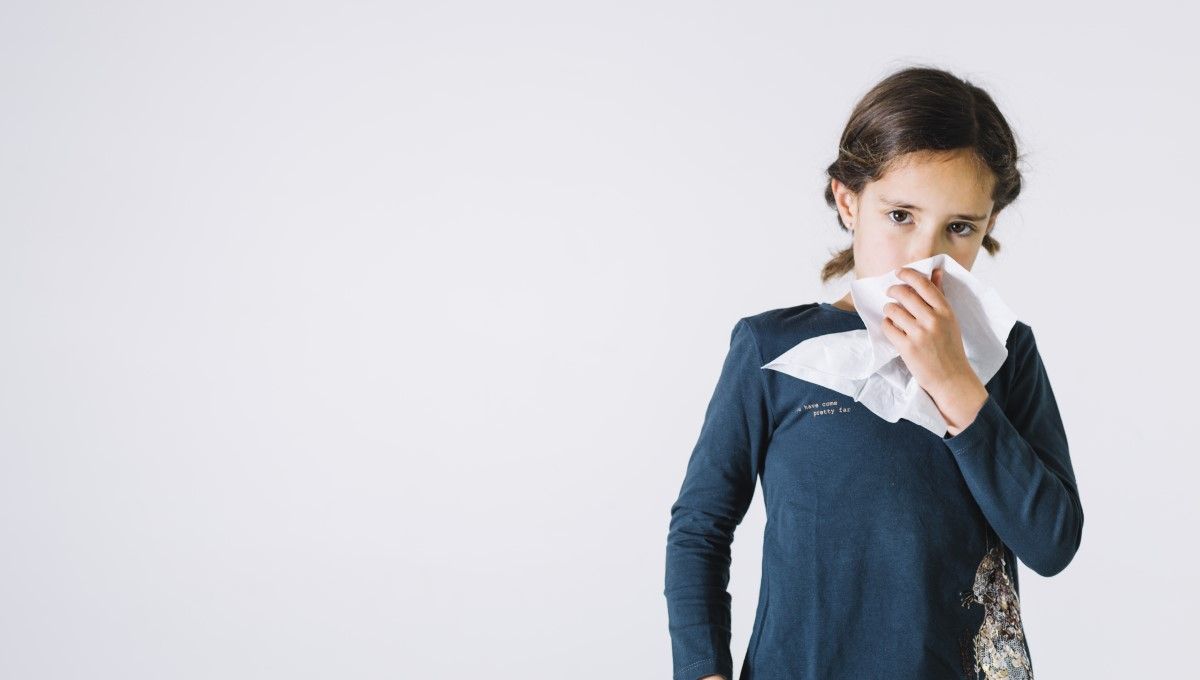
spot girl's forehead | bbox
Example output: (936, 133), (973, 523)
(869, 153), (996, 202)
(883, 148), (988, 177)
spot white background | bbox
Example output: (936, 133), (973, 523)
(2, 2), (1197, 677)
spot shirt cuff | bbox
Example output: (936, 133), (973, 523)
(674, 657), (729, 680)
(942, 392), (1002, 454)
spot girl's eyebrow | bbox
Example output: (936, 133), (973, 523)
(878, 195), (988, 221)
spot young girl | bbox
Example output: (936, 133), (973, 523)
(663, 67), (1084, 680)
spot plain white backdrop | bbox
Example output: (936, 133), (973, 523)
(2, 1), (1197, 677)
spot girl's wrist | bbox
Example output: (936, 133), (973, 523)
(930, 375), (989, 437)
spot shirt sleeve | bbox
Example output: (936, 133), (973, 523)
(664, 318), (773, 680)
(942, 322), (1084, 577)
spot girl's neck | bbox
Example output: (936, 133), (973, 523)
(831, 295), (857, 313)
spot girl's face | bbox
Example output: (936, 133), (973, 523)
(831, 148), (999, 278)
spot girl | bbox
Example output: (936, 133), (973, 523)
(663, 66), (1084, 680)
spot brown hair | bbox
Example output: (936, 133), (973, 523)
(820, 66), (1026, 284)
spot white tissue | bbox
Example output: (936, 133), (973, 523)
(761, 253), (1019, 436)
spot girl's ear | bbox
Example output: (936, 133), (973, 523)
(985, 211), (999, 235)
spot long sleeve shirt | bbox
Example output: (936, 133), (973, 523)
(663, 302), (1084, 680)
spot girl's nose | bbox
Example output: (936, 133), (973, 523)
(908, 246), (952, 264)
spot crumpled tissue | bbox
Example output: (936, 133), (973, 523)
(761, 253), (1019, 436)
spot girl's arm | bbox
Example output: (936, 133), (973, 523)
(664, 319), (772, 680)
(943, 322), (1085, 577)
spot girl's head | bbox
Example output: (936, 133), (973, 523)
(822, 66), (1025, 283)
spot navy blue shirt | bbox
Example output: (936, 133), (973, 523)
(664, 302), (1084, 680)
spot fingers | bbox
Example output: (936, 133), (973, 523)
(889, 267), (949, 318)
(883, 301), (916, 336)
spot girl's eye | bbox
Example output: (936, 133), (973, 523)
(888, 210), (977, 237)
